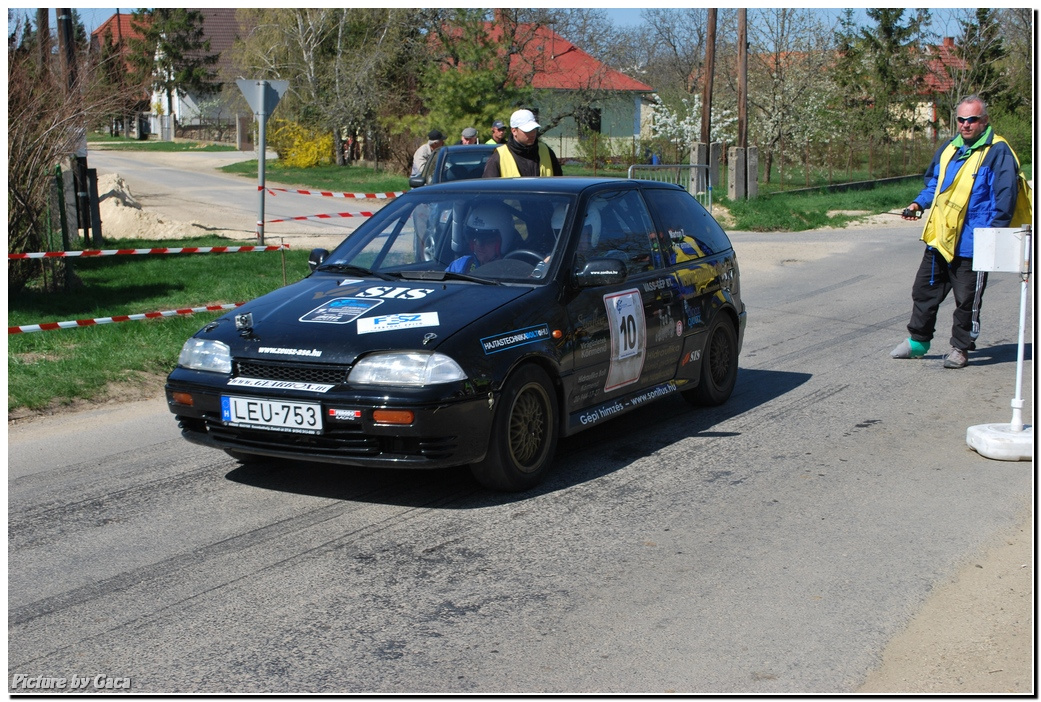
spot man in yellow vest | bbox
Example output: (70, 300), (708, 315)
(890, 95), (1021, 368)
(482, 109), (563, 178)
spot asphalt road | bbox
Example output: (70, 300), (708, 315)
(8, 166), (1034, 693)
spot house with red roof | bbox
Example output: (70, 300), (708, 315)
(470, 21), (655, 160)
(92, 9), (250, 141)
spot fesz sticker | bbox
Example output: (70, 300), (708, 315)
(357, 312), (440, 334)
(603, 288), (646, 391)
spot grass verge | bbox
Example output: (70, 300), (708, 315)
(8, 236), (313, 413)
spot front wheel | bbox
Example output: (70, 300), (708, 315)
(683, 315), (738, 406)
(470, 365), (559, 492)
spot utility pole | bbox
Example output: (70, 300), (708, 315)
(36, 9), (49, 67)
(737, 9), (747, 149)
(56, 8), (92, 243)
(700, 9), (717, 145)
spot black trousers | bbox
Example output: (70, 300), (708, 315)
(907, 247), (987, 351)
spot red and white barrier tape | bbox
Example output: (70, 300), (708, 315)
(9, 303), (245, 334)
(263, 186), (404, 199)
(9, 245), (288, 260)
(267, 211), (375, 224)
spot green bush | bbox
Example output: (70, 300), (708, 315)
(989, 111), (1032, 167)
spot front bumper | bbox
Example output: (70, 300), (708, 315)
(166, 376), (495, 469)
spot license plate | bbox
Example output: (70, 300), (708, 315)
(220, 395), (323, 434)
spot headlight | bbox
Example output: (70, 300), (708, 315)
(349, 352), (467, 386)
(178, 338), (232, 374)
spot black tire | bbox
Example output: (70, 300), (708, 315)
(470, 365), (559, 492)
(683, 315), (738, 406)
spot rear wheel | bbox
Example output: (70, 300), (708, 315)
(470, 365), (558, 492)
(683, 315), (738, 406)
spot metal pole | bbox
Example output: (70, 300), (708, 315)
(256, 81), (267, 245)
(1010, 226), (1031, 432)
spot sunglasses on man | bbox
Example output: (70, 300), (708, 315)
(956, 115), (983, 124)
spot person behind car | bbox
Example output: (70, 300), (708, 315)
(482, 109), (563, 178)
(411, 129), (444, 177)
(447, 205), (511, 273)
(485, 119), (507, 145)
(459, 127), (479, 145)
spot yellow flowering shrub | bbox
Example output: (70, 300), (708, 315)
(269, 119), (333, 168)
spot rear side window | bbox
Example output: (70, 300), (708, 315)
(643, 189), (732, 263)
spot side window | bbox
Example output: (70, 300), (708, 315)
(642, 188), (733, 265)
(577, 190), (659, 275)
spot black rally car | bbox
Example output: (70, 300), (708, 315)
(166, 177), (746, 491)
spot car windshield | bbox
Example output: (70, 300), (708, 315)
(439, 152), (492, 182)
(322, 191), (576, 283)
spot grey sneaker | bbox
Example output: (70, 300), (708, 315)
(943, 347), (968, 368)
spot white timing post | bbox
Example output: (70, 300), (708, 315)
(966, 225), (1033, 461)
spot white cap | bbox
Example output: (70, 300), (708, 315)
(510, 109), (540, 132)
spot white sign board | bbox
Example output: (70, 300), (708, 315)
(973, 227), (1029, 273)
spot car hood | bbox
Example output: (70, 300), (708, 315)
(208, 274), (534, 365)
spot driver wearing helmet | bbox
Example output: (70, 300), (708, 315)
(447, 204), (510, 273)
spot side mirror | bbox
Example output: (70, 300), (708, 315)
(408, 175), (425, 189)
(574, 257), (627, 287)
(308, 248), (329, 272)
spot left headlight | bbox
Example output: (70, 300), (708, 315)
(178, 338), (232, 374)
(349, 351), (467, 386)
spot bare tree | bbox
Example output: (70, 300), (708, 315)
(8, 14), (127, 294)
(739, 8), (836, 183)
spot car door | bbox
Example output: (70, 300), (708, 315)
(565, 188), (683, 415)
(641, 186), (739, 384)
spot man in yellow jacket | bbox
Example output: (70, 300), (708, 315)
(890, 95), (1021, 369)
(482, 109), (563, 178)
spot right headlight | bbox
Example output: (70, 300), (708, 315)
(349, 351), (467, 386)
(178, 338), (232, 374)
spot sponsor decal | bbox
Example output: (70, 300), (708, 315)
(300, 297), (383, 324)
(258, 346), (323, 357)
(354, 286), (434, 300)
(578, 337), (609, 358)
(328, 408), (363, 421)
(604, 289), (646, 391)
(336, 278), (364, 287)
(480, 324), (550, 354)
(681, 349), (702, 366)
(571, 381), (678, 430)
(357, 312), (439, 334)
(228, 377), (335, 393)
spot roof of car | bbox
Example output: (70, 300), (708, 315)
(415, 176), (684, 195)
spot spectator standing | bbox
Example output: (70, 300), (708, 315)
(411, 129), (445, 177)
(460, 127), (479, 145)
(485, 119), (507, 145)
(890, 95), (1021, 368)
(482, 109), (563, 178)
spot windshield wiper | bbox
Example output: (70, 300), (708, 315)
(392, 269), (502, 285)
(315, 263), (396, 280)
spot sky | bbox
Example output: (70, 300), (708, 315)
(46, 6), (955, 40)
(54, 7), (666, 35)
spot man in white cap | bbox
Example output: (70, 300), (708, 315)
(482, 108), (563, 178)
